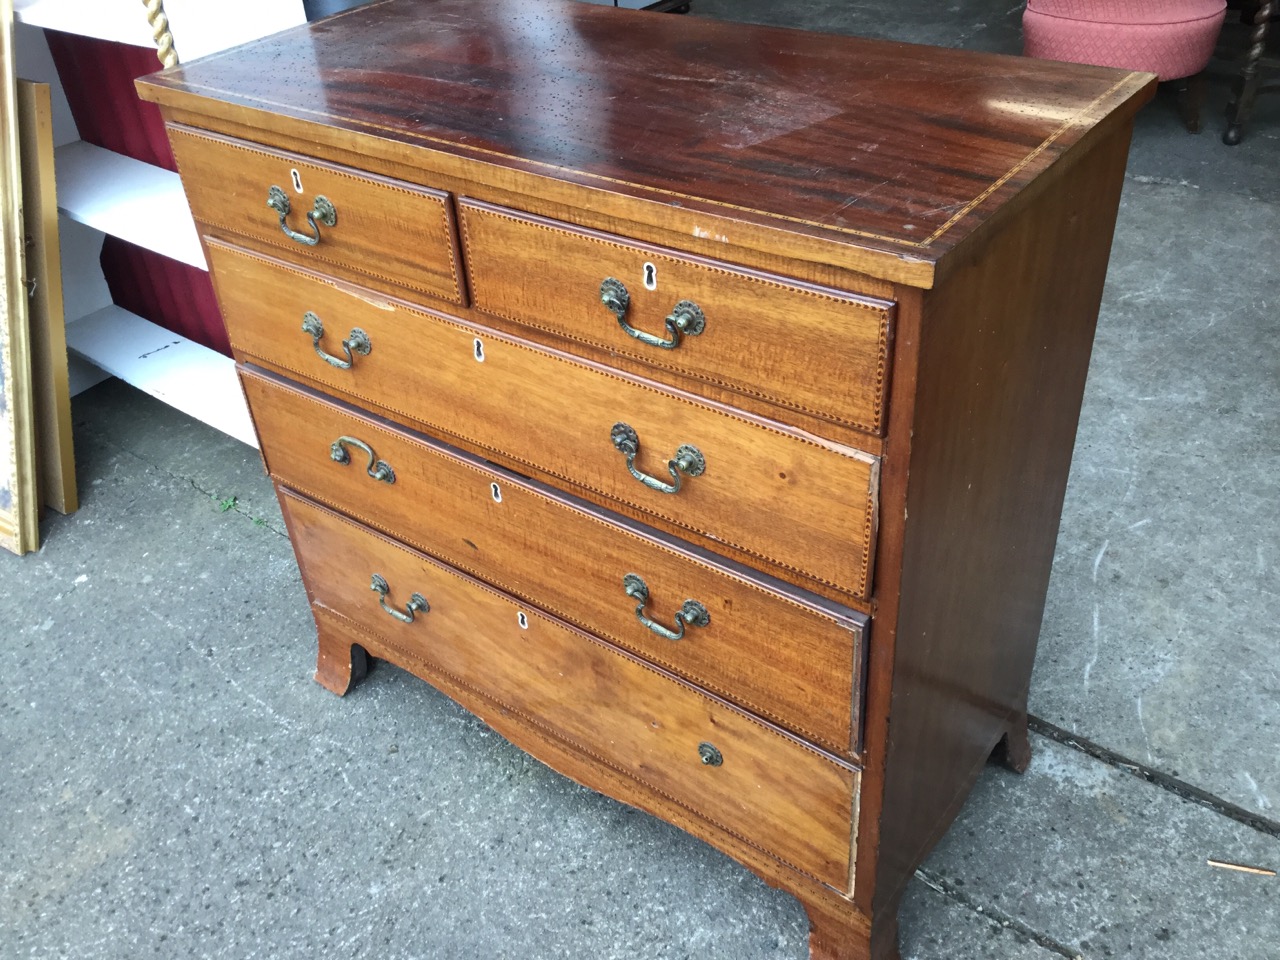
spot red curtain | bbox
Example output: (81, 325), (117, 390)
(47, 31), (230, 357)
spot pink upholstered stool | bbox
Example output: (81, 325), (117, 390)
(1023, 0), (1228, 131)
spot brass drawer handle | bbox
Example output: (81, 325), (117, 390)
(622, 573), (710, 641)
(610, 422), (705, 495)
(301, 311), (371, 369)
(370, 573), (428, 623)
(267, 184), (337, 246)
(599, 277), (706, 351)
(330, 436), (395, 484)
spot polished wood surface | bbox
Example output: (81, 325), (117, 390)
(145, 4), (1154, 956)
(863, 120), (1139, 925)
(138, 0), (1152, 287)
(310, 600), (877, 952)
(460, 200), (894, 436)
(209, 240), (881, 602)
(242, 366), (868, 756)
(170, 125), (463, 303)
(281, 489), (860, 889)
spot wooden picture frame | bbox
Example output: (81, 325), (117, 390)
(17, 78), (77, 516)
(0, 0), (40, 556)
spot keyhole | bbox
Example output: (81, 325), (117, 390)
(517, 611), (529, 630)
(643, 262), (657, 291)
(490, 482), (502, 503)
(473, 338), (485, 362)
(290, 168), (303, 193)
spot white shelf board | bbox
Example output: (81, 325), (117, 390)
(66, 306), (257, 448)
(14, 0), (306, 60)
(55, 140), (205, 270)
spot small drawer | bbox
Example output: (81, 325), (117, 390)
(168, 124), (463, 304)
(459, 200), (894, 436)
(210, 241), (880, 601)
(242, 368), (867, 757)
(280, 490), (859, 889)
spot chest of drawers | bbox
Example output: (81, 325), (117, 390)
(138, 4), (1154, 957)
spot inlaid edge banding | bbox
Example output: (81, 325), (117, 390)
(321, 604), (855, 890)
(253, 373), (865, 623)
(221, 246), (878, 596)
(295, 473), (853, 752)
(159, 72), (1142, 252)
(171, 127), (463, 303)
(458, 205), (891, 435)
(300, 499), (859, 769)
(252, 381), (861, 751)
(241, 339), (872, 596)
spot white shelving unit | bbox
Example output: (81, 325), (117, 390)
(11, 0), (308, 449)
(55, 140), (205, 269)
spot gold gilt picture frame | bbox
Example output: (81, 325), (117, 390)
(0, 0), (39, 556)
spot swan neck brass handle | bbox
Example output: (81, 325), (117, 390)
(370, 574), (428, 624)
(330, 436), (395, 484)
(301, 312), (371, 369)
(599, 278), (705, 351)
(610, 422), (704, 495)
(622, 573), (710, 642)
(267, 185), (337, 246)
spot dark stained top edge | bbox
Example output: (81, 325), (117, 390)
(138, 0), (1155, 267)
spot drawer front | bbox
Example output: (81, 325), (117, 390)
(169, 125), (463, 304)
(242, 367), (866, 756)
(210, 241), (879, 600)
(459, 200), (894, 435)
(281, 490), (859, 889)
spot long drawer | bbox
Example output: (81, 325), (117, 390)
(169, 125), (463, 304)
(459, 200), (895, 436)
(210, 240), (879, 601)
(242, 367), (867, 756)
(280, 489), (859, 889)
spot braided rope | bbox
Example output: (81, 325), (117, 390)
(141, 0), (179, 67)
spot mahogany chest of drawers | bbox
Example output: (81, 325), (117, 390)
(138, 4), (1153, 957)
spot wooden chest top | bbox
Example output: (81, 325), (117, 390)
(136, 0), (1152, 287)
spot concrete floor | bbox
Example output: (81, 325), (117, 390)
(3, 3), (1278, 959)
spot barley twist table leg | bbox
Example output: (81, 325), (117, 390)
(1224, 1), (1274, 145)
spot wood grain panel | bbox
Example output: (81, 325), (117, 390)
(242, 367), (868, 756)
(138, 0), (1154, 285)
(281, 489), (859, 890)
(168, 124), (463, 304)
(210, 241), (879, 601)
(865, 121), (1140, 922)
(310, 603), (874, 955)
(460, 200), (894, 436)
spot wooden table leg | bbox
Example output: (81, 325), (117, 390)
(994, 711), (1033, 774)
(313, 609), (370, 695)
(1224, 0), (1274, 144)
(802, 894), (900, 960)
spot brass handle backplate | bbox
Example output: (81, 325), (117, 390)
(301, 312), (370, 369)
(599, 277), (705, 350)
(610, 422), (704, 495)
(330, 436), (395, 484)
(622, 573), (709, 642)
(267, 184), (337, 246)
(370, 574), (428, 624)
